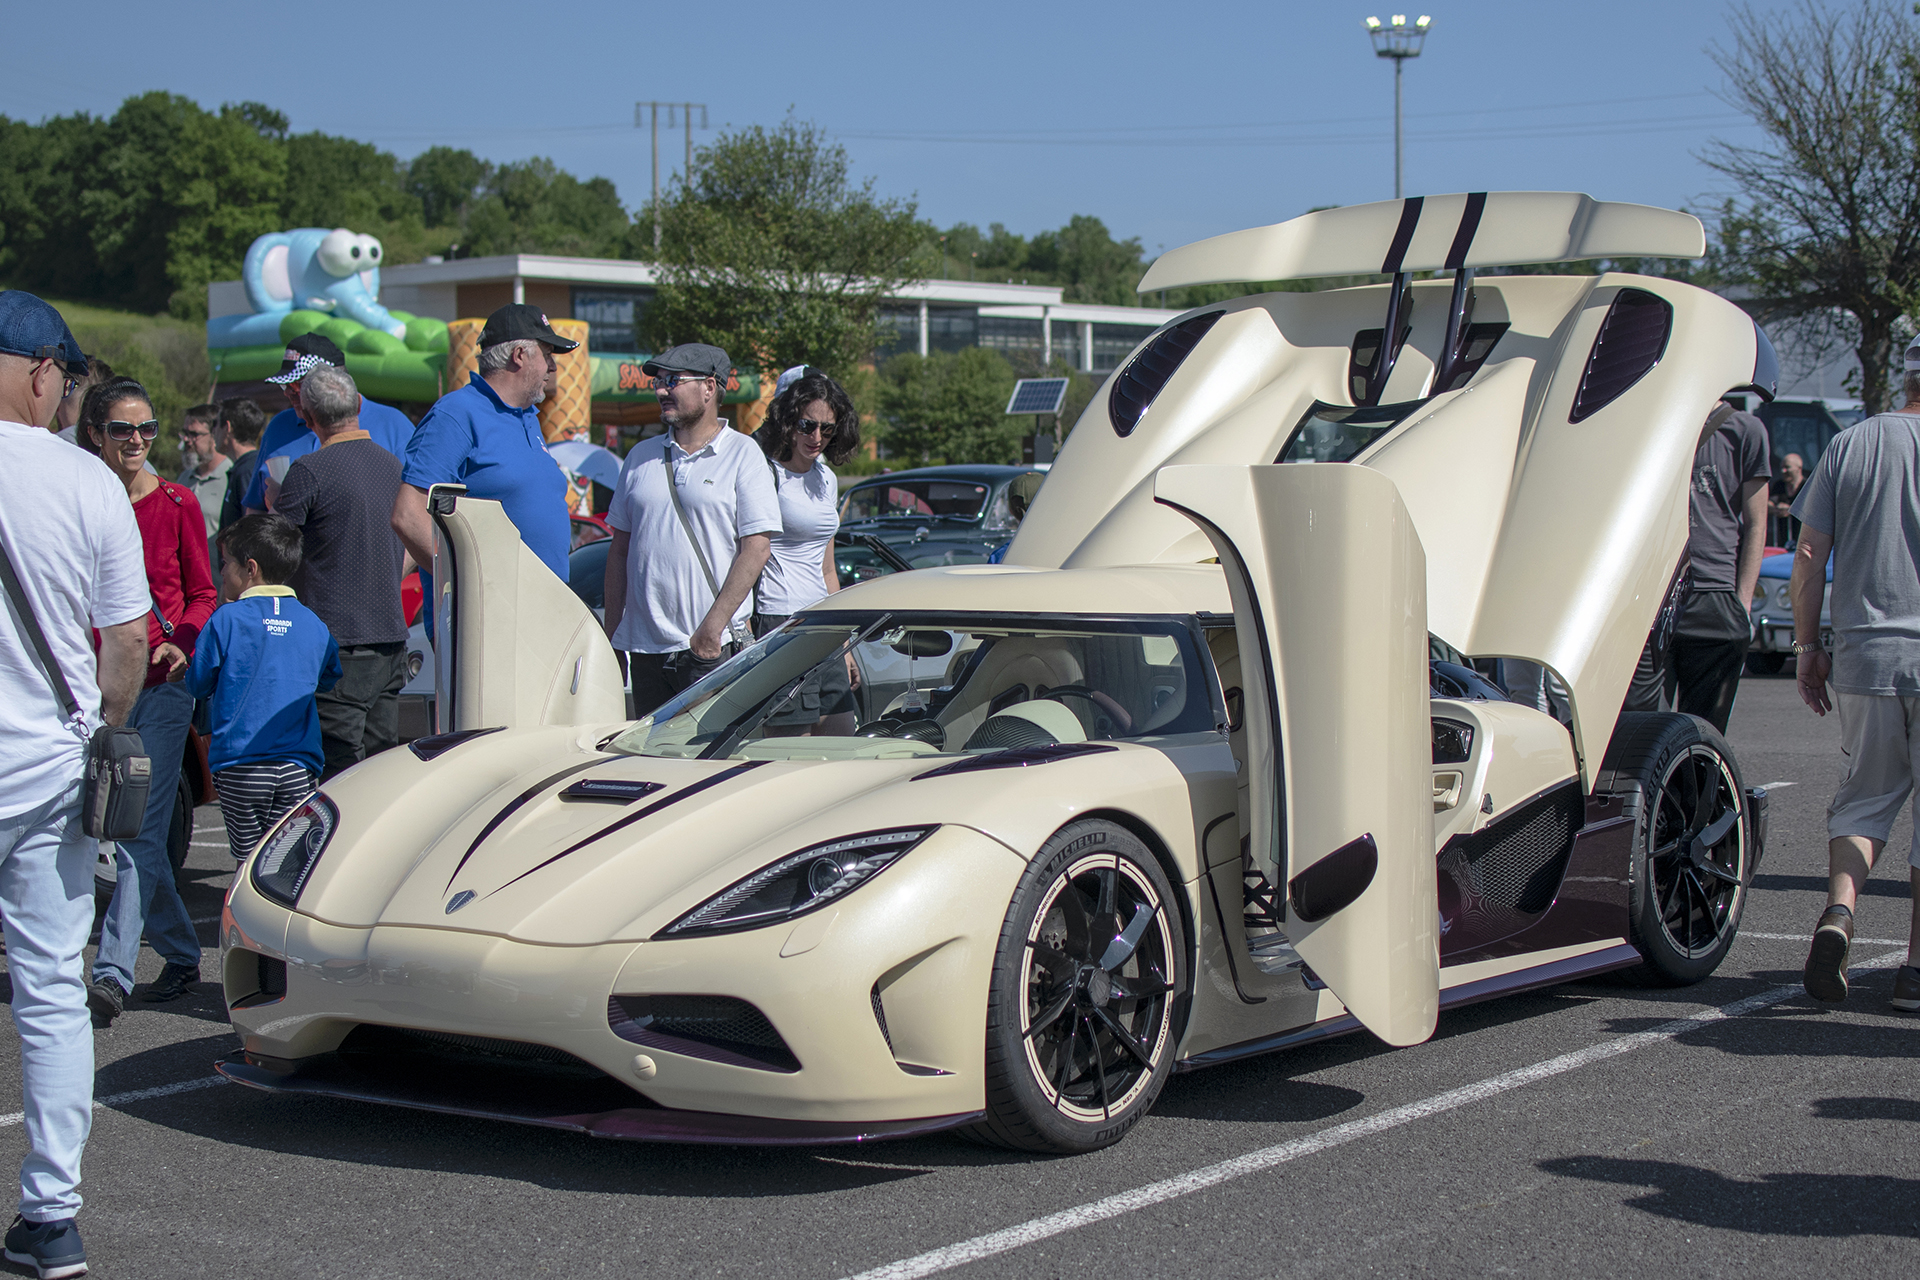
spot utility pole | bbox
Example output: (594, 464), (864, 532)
(636, 101), (710, 253)
(1364, 15), (1432, 199)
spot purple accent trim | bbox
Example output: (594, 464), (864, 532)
(445, 759), (602, 892)
(1444, 193), (1488, 270)
(1176, 937), (1642, 1072)
(1380, 197), (1425, 274)
(214, 1053), (979, 1146)
(912, 742), (1117, 780)
(485, 761), (766, 897)
(1444, 795), (1634, 967)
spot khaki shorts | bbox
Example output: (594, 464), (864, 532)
(1828, 692), (1920, 868)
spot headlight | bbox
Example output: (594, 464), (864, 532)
(660, 827), (934, 938)
(251, 794), (337, 907)
(1774, 583), (1792, 610)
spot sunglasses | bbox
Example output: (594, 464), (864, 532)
(656, 373), (714, 392)
(794, 421), (837, 438)
(105, 419), (160, 441)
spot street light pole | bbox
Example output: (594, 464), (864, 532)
(1365, 15), (1433, 199)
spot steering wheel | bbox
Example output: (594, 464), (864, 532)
(1038, 684), (1132, 738)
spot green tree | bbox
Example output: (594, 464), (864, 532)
(463, 158), (627, 257)
(641, 118), (926, 374)
(930, 215), (1151, 305)
(407, 146), (491, 228)
(1702, 0), (1920, 414)
(283, 131), (424, 244)
(875, 347), (1019, 464)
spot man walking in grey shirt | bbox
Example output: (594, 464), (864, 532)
(1791, 338), (1920, 1008)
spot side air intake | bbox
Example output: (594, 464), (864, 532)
(1109, 310), (1225, 437)
(1569, 288), (1672, 423)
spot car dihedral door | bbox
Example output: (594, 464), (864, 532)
(429, 486), (627, 732)
(1155, 464), (1438, 1046)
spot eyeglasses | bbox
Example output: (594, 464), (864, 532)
(656, 374), (714, 392)
(794, 421), (837, 438)
(105, 419), (160, 441)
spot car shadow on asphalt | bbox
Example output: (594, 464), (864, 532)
(1753, 872), (1912, 897)
(1536, 1154), (1920, 1237)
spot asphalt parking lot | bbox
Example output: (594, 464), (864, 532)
(2, 672), (1915, 1278)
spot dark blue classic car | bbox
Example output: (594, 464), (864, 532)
(837, 464), (1048, 568)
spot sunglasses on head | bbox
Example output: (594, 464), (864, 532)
(105, 419), (160, 441)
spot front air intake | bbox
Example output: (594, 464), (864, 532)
(608, 994), (800, 1073)
(1109, 310), (1224, 436)
(1569, 288), (1672, 423)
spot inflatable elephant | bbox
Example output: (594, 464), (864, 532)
(241, 228), (406, 338)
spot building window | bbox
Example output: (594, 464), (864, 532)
(927, 306), (978, 354)
(977, 316), (1043, 364)
(876, 307), (919, 360)
(573, 288), (654, 353)
(1092, 323), (1155, 375)
(1051, 323), (1081, 371)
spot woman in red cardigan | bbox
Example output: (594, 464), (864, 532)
(80, 377), (217, 1025)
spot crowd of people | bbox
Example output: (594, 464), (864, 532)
(6, 278), (1920, 1276)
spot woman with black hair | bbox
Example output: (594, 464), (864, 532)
(752, 370), (863, 735)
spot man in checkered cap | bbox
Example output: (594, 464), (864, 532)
(239, 332), (416, 514)
(391, 304), (576, 581)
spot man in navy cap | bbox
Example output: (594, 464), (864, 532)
(391, 304), (576, 580)
(0, 291), (151, 1279)
(238, 332), (416, 514)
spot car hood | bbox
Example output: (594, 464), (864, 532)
(293, 724), (1192, 945)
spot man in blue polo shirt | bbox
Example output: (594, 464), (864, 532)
(239, 333), (416, 514)
(390, 304), (573, 581)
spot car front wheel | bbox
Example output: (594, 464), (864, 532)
(966, 819), (1186, 1154)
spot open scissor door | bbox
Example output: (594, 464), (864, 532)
(1156, 463), (1437, 1046)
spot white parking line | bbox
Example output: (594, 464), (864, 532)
(0, 1076), (225, 1130)
(843, 948), (1908, 1280)
(1745, 930), (1909, 947)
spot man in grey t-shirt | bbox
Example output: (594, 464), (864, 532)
(1790, 341), (1920, 1008)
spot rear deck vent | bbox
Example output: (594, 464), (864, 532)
(1109, 310), (1224, 437)
(1570, 288), (1672, 422)
(608, 994), (801, 1073)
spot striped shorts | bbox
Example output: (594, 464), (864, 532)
(215, 762), (317, 862)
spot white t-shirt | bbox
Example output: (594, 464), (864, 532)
(0, 421), (150, 819)
(758, 458), (839, 617)
(607, 426), (781, 653)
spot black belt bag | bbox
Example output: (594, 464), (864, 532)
(0, 530), (150, 840)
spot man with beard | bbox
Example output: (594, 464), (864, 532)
(602, 343), (778, 714)
(391, 305), (576, 581)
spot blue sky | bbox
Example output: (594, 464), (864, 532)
(10, 0), (1798, 258)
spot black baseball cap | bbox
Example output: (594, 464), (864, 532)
(642, 342), (733, 381)
(265, 332), (347, 385)
(479, 304), (578, 352)
(0, 290), (88, 377)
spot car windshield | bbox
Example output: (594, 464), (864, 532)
(607, 612), (1214, 762)
(841, 479), (990, 523)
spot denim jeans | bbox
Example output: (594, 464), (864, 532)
(0, 783), (96, 1220)
(93, 682), (201, 993)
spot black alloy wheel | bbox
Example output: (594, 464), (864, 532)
(967, 819), (1186, 1153)
(1596, 712), (1753, 986)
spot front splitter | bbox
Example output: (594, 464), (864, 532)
(215, 1052), (981, 1146)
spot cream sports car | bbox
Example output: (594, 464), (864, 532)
(218, 192), (1773, 1154)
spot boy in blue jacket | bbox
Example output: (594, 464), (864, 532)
(182, 515), (341, 861)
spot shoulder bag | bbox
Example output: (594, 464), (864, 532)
(0, 529), (151, 839)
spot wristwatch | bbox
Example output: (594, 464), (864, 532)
(1791, 639), (1824, 656)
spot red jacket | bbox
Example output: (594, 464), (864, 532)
(134, 479), (217, 687)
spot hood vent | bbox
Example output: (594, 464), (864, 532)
(1570, 288), (1672, 423)
(1109, 310), (1225, 437)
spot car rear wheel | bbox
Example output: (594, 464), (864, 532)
(965, 819), (1186, 1154)
(1595, 712), (1753, 986)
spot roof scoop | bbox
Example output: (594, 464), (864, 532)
(1138, 192), (1705, 293)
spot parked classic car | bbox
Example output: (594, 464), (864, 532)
(218, 192), (1771, 1156)
(838, 464), (1047, 568)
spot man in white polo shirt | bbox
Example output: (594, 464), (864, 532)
(603, 343), (779, 714)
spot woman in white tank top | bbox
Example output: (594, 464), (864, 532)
(753, 370), (863, 734)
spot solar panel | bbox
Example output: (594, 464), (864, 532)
(1005, 378), (1070, 417)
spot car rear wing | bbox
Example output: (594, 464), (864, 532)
(1137, 192), (1705, 292)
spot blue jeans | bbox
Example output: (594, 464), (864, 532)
(0, 783), (96, 1220)
(93, 682), (201, 992)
